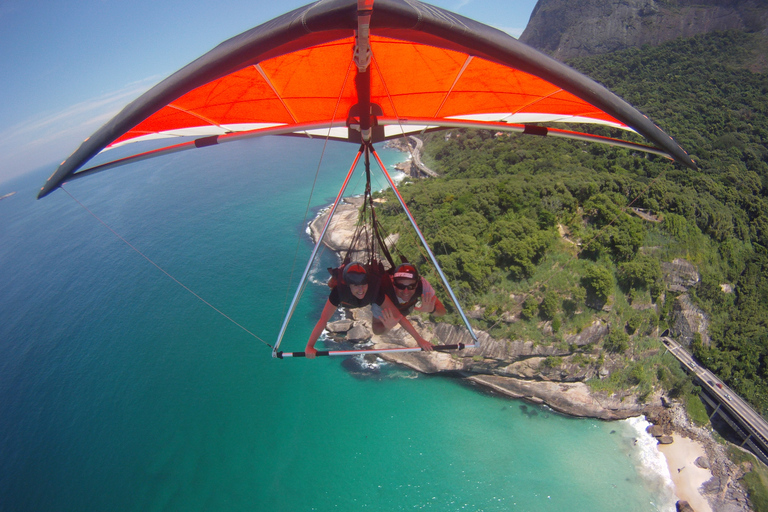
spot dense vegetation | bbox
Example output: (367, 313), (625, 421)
(377, 31), (768, 417)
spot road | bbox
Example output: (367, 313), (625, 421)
(407, 136), (439, 177)
(661, 336), (768, 463)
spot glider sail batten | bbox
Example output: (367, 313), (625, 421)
(39, 0), (695, 199)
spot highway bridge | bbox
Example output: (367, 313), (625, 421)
(661, 336), (768, 466)
(405, 136), (439, 178)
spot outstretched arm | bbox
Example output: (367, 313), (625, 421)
(305, 299), (337, 359)
(414, 280), (446, 316)
(372, 305), (400, 334)
(381, 296), (433, 351)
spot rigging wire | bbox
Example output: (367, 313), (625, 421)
(371, 55), (422, 167)
(61, 185), (274, 349)
(370, 54), (467, 308)
(279, 58), (356, 321)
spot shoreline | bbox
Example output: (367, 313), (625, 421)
(307, 143), (740, 512)
(658, 434), (713, 512)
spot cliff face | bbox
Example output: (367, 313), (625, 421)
(519, 0), (768, 60)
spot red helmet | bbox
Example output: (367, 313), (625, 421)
(343, 261), (369, 285)
(393, 263), (418, 282)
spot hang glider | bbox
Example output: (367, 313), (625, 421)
(38, 0), (698, 358)
(39, 0), (695, 199)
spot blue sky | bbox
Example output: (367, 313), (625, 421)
(0, 0), (537, 185)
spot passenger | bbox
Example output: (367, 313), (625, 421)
(305, 261), (433, 358)
(372, 263), (446, 335)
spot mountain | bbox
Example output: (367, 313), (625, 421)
(519, 0), (768, 60)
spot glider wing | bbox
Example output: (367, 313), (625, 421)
(39, 0), (695, 198)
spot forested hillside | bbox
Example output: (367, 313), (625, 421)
(377, 31), (768, 417)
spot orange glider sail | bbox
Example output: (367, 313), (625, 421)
(39, 0), (695, 199)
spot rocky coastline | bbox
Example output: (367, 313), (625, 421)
(307, 140), (751, 511)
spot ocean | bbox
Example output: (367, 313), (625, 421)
(0, 136), (676, 511)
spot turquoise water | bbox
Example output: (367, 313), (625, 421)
(0, 137), (674, 511)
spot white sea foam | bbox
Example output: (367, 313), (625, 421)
(621, 416), (677, 511)
(353, 339), (375, 349)
(352, 353), (380, 371)
(305, 205), (330, 239)
(388, 168), (407, 187)
(307, 252), (329, 286)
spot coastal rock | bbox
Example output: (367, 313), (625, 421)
(700, 477), (721, 495)
(368, 327), (655, 419)
(309, 197), (398, 263)
(463, 375), (649, 420)
(431, 322), (593, 361)
(647, 424), (665, 437)
(346, 323), (371, 342)
(676, 500), (694, 512)
(694, 456), (710, 469)
(327, 319), (354, 333)
(501, 358), (547, 379)
(405, 320), (607, 381)
(658, 435), (674, 444)
(662, 259), (700, 293)
(670, 294), (710, 347)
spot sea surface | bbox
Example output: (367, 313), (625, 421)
(0, 137), (676, 511)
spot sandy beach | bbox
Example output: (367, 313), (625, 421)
(658, 434), (713, 512)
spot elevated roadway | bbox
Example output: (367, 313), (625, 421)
(661, 336), (768, 465)
(406, 136), (439, 178)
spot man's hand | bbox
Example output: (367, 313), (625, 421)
(417, 338), (433, 351)
(380, 307), (400, 331)
(416, 291), (436, 313)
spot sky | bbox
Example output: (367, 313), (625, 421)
(0, 0), (538, 186)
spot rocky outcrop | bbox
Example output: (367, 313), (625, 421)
(309, 196), (398, 263)
(309, 197), (364, 254)
(463, 375), (649, 420)
(311, 204), (709, 419)
(312, 297), (649, 418)
(657, 258), (709, 347)
(520, 0), (768, 61)
(327, 319), (353, 333)
(654, 403), (753, 511)
(309, 219), (650, 419)
(662, 259), (700, 292)
(671, 294), (710, 347)
(357, 316), (658, 419)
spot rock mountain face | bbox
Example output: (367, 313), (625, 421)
(520, 0), (768, 60)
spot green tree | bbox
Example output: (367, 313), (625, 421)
(583, 265), (614, 302)
(604, 330), (629, 353)
(619, 255), (663, 294)
(540, 291), (560, 320)
(522, 297), (539, 320)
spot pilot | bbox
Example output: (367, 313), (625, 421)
(305, 261), (433, 358)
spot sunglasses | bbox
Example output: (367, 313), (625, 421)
(394, 281), (417, 290)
